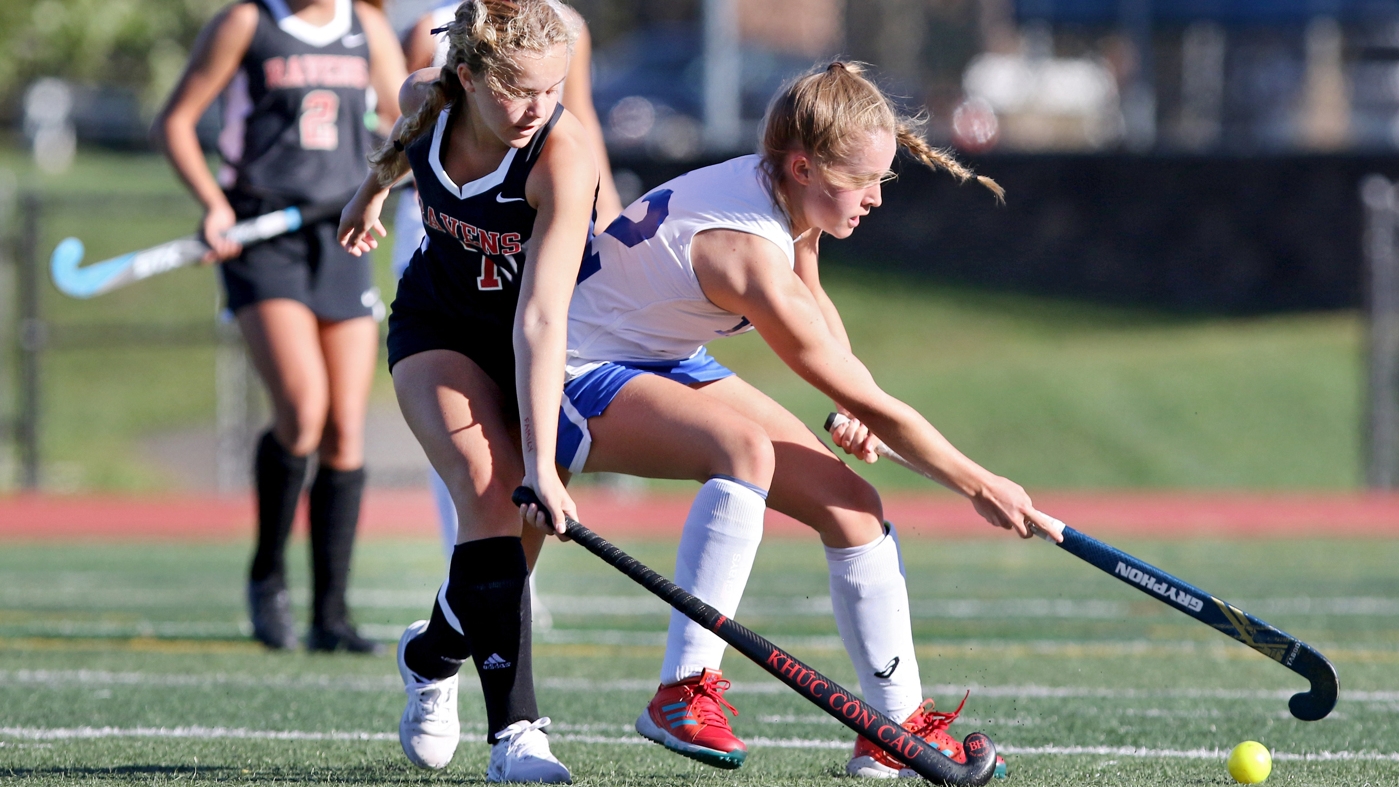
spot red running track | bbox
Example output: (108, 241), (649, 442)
(2, 488), (1399, 541)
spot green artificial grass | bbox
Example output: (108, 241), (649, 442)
(1, 535), (1396, 785)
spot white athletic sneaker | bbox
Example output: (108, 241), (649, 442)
(487, 718), (572, 784)
(397, 620), (460, 769)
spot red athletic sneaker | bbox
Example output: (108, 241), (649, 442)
(635, 668), (746, 769)
(846, 694), (1007, 779)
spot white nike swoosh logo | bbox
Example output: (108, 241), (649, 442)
(495, 193), (526, 204)
(341, 33), (365, 47)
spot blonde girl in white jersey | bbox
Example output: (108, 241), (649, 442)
(519, 61), (1062, 778)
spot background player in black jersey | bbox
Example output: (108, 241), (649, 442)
(154, 0), (406, 653)
(337, 0), (595, 779)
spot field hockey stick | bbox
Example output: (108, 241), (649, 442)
(824, 413), (1339, 721)
(511, 486), (999, 786)
(50, 198), (349, 299)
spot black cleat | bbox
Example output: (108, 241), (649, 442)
(247, 577), (297, 651)
(307, 623), (385, 655)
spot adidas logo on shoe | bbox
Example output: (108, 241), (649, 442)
(481, 653), (513, 670)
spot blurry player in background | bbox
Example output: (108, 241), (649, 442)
(337, 0), (596, 779)
(523, 61), (1052, 778)
(155, 0), (406, 653)
(392, 0), (621, 569)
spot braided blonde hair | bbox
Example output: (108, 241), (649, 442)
(366, 0), (576, 188)
(759, 61), (1003, 221)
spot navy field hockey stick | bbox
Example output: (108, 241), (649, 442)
(824, 413), (1339, 721)
(50, 198), (350, 299)
(511, 486), (999, 786)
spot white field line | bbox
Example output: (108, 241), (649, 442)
(2, 726), (1397, 762)
(996, 745), (1399, 763)
(6, 588), (1399, 617)
(3, 669), (1397, 705)
(5, 624), (1388, 669)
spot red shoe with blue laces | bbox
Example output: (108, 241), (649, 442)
(635, 668), (746, 769)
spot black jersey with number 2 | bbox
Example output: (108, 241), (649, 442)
(394, 102), (565, 342)
(222, 0), (372, 203)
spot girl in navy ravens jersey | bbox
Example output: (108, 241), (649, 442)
(393, 0), (622, 562)
(338, 0), (594, 780)
(155, 0), (405, 654)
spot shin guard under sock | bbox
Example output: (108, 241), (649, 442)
(308, 465), (366, 629)
(407, 537), (538, 741)
(826, 522), (922, 722)
(661, 476), (767, 685)
(249, 431), (309, 585)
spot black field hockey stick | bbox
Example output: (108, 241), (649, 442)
(823, 413), (1339, 721)
(511, 486), (999, 786)
(50, 197), (352, 299)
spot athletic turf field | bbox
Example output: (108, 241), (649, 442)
(2, 534), (1395, 784)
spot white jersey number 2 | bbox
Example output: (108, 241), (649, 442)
(299, 90), (340, 150)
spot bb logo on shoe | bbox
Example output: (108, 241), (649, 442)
(481, 653), (513, 670)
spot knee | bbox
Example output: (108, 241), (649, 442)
(821, 474), (884, 545)
(839, 474), (884, 523)
(319, 416), (365, 469)
(439, 463), (521, 539)
(711, 421), (775, 489)
(275, 404), (326, 457)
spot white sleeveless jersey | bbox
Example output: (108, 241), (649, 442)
(567, 155), (793, 370)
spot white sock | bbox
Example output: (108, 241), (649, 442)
(826, 522), (922, 722)
(660, 476), (767, 685)
(429, 467), (458, 562)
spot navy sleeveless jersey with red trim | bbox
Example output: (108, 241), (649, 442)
(227, 0), (371, 203)
(394, 102), (565, 338)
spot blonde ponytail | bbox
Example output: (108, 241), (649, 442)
(894, 120), (1004, 203)
(760, 61), (1002, 218)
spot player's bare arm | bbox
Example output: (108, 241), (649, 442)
(693, 228), (1049, 538)
(355, 0), (408, 133)
(789, 229), (882, 462)
(153, 3), (258, 261)
(338, 69), (439, 254)
(515, 113), (597, 536)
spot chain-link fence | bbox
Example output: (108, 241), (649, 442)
(1, 190), (263, 493)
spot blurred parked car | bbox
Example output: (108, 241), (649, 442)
(592, 24), (815, 160)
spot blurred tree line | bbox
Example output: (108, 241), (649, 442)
(0, 0), (225, 121)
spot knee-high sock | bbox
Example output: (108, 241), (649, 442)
(826, 522), (922, 722)
(308, 465), (366, 629)
(428, 466), (458, 562)
(249, 430), (309, 585)
(407, 537), (538, 742)
(660, 476), (767, 685)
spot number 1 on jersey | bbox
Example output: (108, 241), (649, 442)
(478, 256), (502, 290)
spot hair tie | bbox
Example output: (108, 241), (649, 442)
(429, 25), (450, 35)
(393, 138), (405, 152)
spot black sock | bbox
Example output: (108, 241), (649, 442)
(404, 597), (470, 680)
(407, 537), (538, 741)
(308, 465), (366, 630)
(248, 431), (309, 585)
